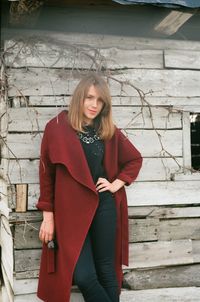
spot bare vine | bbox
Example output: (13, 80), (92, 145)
(0, 36), (195, 251)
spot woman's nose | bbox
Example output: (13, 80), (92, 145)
(92, 99), (98, 107)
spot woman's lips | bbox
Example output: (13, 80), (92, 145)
(88, 109), (97, 114)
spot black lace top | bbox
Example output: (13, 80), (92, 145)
(78, 125), (107, 183)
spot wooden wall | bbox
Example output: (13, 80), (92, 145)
(1, 33), (200, 301)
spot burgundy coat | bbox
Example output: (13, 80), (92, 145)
(36, 110), (142, 302)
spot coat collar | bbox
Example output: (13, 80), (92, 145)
(50, 110), (112, 195)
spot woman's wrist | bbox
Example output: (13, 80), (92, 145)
(111, 179), (125, 192)
(43, 211), (54, 221)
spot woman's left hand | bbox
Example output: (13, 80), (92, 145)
(96, 177), (125, 193)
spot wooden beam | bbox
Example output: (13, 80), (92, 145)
(124, 264), (200, 290)
(154, 11), (193, 36)
(7, 68), (200, 97)
(4, 130), (183, 159)
(164, 50), (200, 70)
(16, 184), (27, 212)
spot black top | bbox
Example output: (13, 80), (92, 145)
(77, 125), (112, 199)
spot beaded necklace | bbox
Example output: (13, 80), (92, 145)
(77, 126), (100, 144)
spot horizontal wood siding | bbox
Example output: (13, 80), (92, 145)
(7, 68), (200, 97)
(164, 50), (200, 70)
(7, 107), (182, 131)
(4, 129), (183, 159)
(1, 34), (200, 301)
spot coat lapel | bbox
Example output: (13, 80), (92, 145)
(50, 110), (98, 195)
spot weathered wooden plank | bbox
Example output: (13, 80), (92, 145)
(28, 184), (39, 210)
(15, 270), (39, 280)
(28, 179), (200, 209)
(7, 157), (183, 184)
(164, 50), (200, 70)
(14, 293), (41, 302)
(1, 264), (14, 302)
(13, 218), (159, 249)
(14, 278), (37, 295)
(1, 284), (11, 302)
(122, 129), (182, 158)
(15, 261), (200, 289)
(28, 181), (200, 210)
(7, 184), (16, 209)
(22, 205), (200, 220)
(7, 107), (182, 132)
(7, 68), (200, 97)
(192, 240), (200, 263)
(9, 211), (42, 223)
(126, 180), (200, 206)
(28, 95), (200, 107)
(128, 239), (193, 269)
(4, 40), (163, 69)
(1, 216), (14, 285)
(13, 287), (200, 302)
(124, 264), (200, 290)
(5, 32), (200, 51)
(129, 218), (159, 243)
(29, 95), (68, 106)
(14, 222), (41, 249)
(111, 69), (200, 97)
(15, 240), (194, 273)
(148, 206), (200, 219)
(128, 206), (156, 218)
(0, 173), (13, 294)
(8, 107), (64, 132)
(174, 173), (200, 181)
(15, 184), (27, 212)
(137, 157), (183, 182)
(5, 133), (42, 159)
(154, 11), (193, 36)
(158, 219), (200, 241)
(10, 205), (153, 220)
(12, 214), (200, 250)
(15, 249), (41, 272)
(4, 129), (183, 159)
(172, 105), (200, 113)
(7, 159), (39, 184)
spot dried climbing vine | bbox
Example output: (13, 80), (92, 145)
(0, 36), (193, 247)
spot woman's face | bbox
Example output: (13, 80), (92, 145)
(83, 85), (104, 125)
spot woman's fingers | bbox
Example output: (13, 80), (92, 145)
(39, 221), (54, 243)
(96, 178), (110, 191)
(96, 183), (107, 190)
(39, 231), (52, 243)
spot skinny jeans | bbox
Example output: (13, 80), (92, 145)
(72, 192), (119, 302)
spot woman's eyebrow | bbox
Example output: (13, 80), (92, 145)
(86, 93), (103, 101)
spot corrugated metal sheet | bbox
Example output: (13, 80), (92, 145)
(112, 0), (200, 8)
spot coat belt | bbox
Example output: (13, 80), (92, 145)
(47, 246), (56, 273)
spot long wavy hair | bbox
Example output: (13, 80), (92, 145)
(68, 73), (115, 140)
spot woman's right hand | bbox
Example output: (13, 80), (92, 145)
(39, 211), (55, 244)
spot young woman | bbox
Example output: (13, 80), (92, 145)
(36, 73), (143, 302)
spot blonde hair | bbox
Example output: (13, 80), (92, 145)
(68, 73), (115, 140)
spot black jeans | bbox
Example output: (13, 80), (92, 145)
(72, 192), (119, 302)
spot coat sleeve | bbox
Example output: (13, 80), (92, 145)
(36, 124), (56, 212)
(116, 128), (143, 186)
